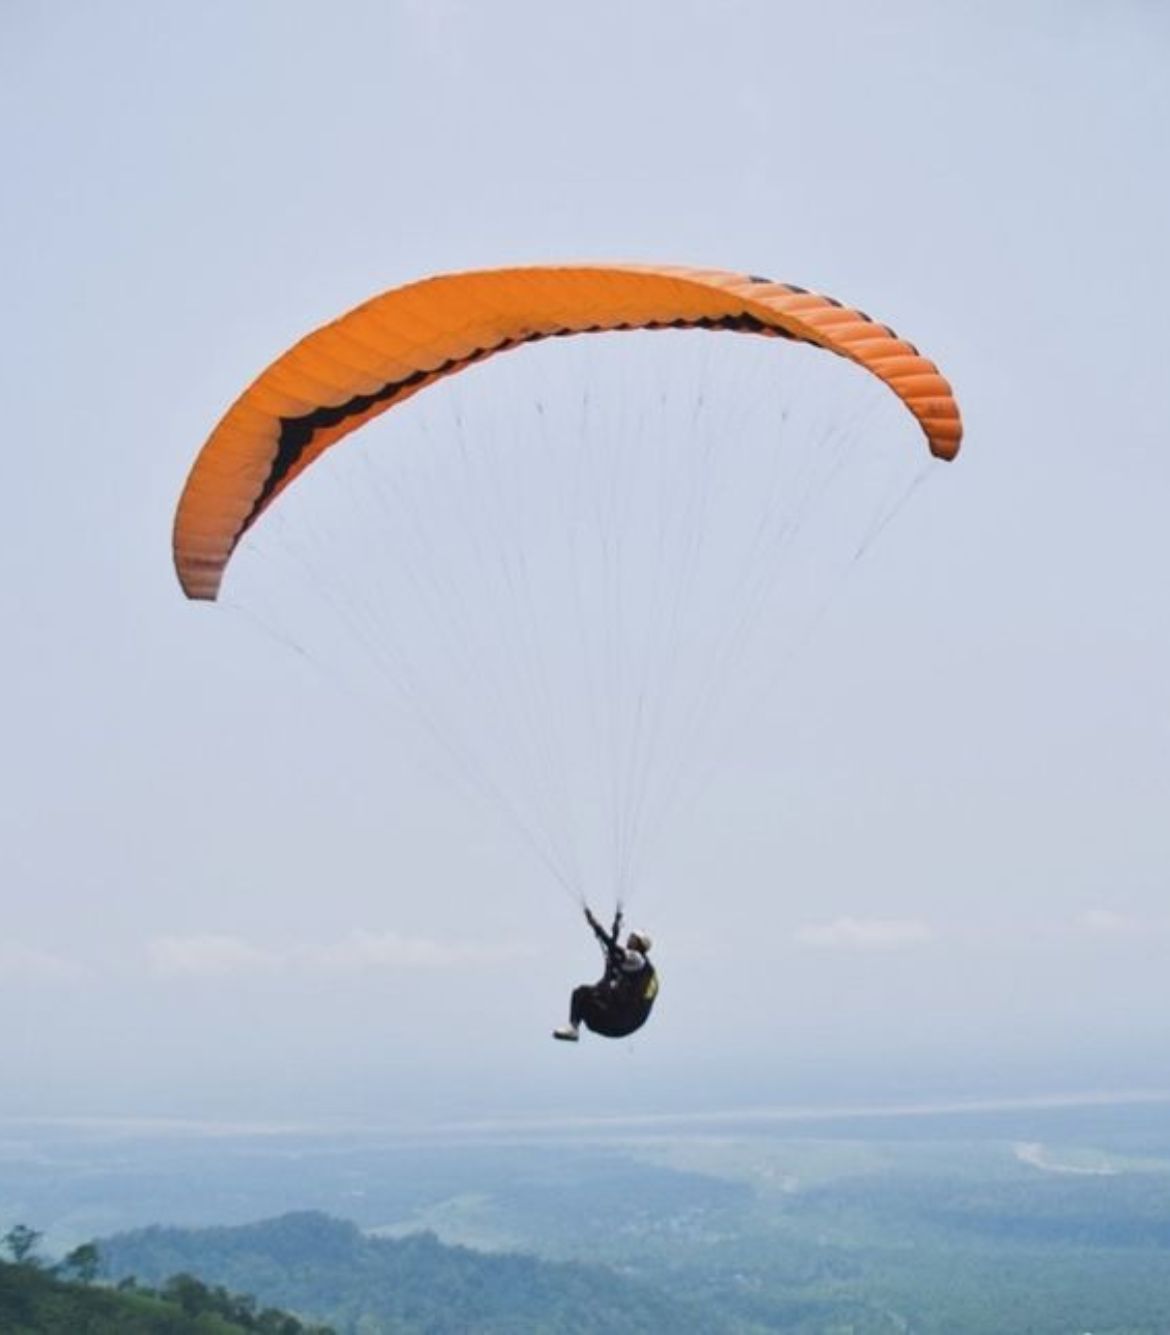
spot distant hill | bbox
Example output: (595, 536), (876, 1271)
(99, 1210), (741, 1334)
(0, 1254), (332, 1335)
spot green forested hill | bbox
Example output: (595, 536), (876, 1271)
(0, 1254), (332, 1334)
(99, 1210), (741, 1335)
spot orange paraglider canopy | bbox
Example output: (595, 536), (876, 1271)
(173, 263), (962, 600)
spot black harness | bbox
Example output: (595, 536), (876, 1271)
(588, 907), (658, 1027)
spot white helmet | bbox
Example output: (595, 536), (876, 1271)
(627, 931), (652, 953)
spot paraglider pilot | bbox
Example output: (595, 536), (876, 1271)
(553, 907), (658, 1042)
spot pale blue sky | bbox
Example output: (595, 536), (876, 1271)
(3, 1), (1169, 1123)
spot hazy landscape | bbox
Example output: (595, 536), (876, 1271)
(4, 1095), (1170, 1332)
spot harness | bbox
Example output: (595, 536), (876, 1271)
(601, 949), (657, 1015)
(589, 906), (659, 1015)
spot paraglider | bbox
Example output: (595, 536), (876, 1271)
(553, 908), (658, 1042)
(173, 261), (962, 1042)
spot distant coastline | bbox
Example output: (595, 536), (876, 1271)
(4, 1086), (1170, 1144)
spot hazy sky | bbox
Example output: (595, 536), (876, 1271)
(4, 1), (1169, 1125)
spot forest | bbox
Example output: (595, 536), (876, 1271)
(0, 1224), (333, 1335)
